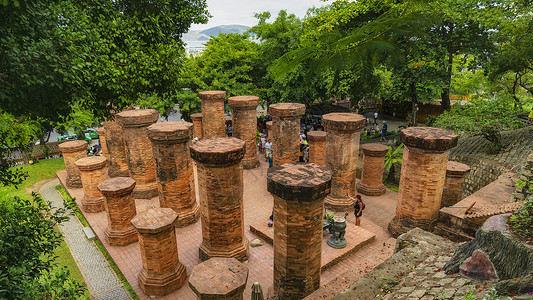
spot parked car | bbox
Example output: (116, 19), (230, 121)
(57, 133), (92, 143)
(85, 128), (99, 139)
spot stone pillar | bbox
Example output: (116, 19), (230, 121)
(388, 127), (458, 237)
(441, 161), (470, 208)
(96, 127), (109, 161)
(266, 121), (272, 140)
(269, 103), (306, 166)
(229, 95), (260, 169)
(188, 258), (248, 300)
(190, 137), (249, 261)
(131, 207), (187, 296)
(98, 177), (138, 246)
(307, 131), (326, 167)
(199, 91), (226, 138)
(103, 117), (130, 178)
(116, 109), (159, 199)
(356, 143), (389, 196)
(267, 163), (332, 299)
(59, 140), (88, 188)
(147, 121), (200, 227)
(322, 113), (366, 211)
(75, 156), (107, 213)
(190, 113), (203, 139)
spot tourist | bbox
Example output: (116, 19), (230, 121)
(380, 120), (387, 142)
(354, 195), (365, 226)
(260, 135), (267, 154)
(374, 111), (378, 124)
(265, 139), (272, 162)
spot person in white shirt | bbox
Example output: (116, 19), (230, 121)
(373, 111), (378, 124)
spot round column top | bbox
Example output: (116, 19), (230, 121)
(446, 161), (471, 177)
(98, 177), (136, 196)
(307, 130), (326, 142)
(75, 156), (107, 171)
(147, 121), (193, 142)
(269, 103), (306, 118)
(96, 127), (105, 135)
(116, 109), (159, 128)
(198, 90), (226, 101)
(322, 113), (366, 132)
(228, 95), (259, 108)
(190, 137), (245, 165)
(131, 207), (177, 234)
(190, 113), (202, 120)
(59, 140), (88, 153)
(267, 162), (331, 202)
(266, 121), (272, 129)
(188, 258), (249, 298)
(400, 127), (458, 151)
(361, 143), (389, 157)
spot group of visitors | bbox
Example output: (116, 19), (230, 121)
(361, 111), (388, 142)
(258, 134), (273, 167)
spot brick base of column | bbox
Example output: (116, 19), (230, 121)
(81, 198), (105, 213)
(133, 182), (158, 199)
(388, 216), (436, 238)
(138, 263), (187, 296)
(242, 158), (260, 170)
(175, 204), (200, 228)
(199, 238), (249, 262)
(356, 181), (386, 196)
(105, 227), (138, 246)
(324, 195), (355, 211)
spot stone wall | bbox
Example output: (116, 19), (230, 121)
(449, 155), (507, 198)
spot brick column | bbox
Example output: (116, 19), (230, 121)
(357, 143), (389, 196)
(188, 258), (248, 300)
(75, 156), (107, 213)
(388, 127), (458, 237)
(59, 140), (88, 188)
(269, 103), (306, 166)
(103, 117), (130, 178)
(147, 121), (200, 227)
(307, 131), (326, 167)
(190, 113), (203, 139)
(441, 161), (470, 208)
(199, 91), (226, 138)
(96, 127), (109, 162)
(229, 95), (260, 169)
(98, 177), (138, 246)
(131, 207), (187, 296)
(266, 121), (272, 140)
(268, 163), (332, 299)
(116, 109), (159, 199)
(190, 137), (249, 261)
(322, 113), (366, 211)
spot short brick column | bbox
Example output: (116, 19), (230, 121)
(441, 161), (470, 208)
(229, 95), (260, 169)
(59, 140), (88, 188)
(199, 91), (226, 138)
(188, 258), (248, 300)
(269, 103), (306, 166)
(75, 156), (107, 213)
(147, 121), (200, 227)
(268, 163), (332, 299)
(98, 177), (138, 246)
(388, 127), (458, 237)
(307, 131), (326, 166)
(357, 143), (389, 196)
(96, 127), (109, 162)
(116, 109), (159, 199)
(266, 120), (272, 140)
(322, 113), (366, 211)
(190, 113), (203, 139)
(190, 137), (249, 261)
(103, 117), (130, 178)
(131, 207), (187, 296)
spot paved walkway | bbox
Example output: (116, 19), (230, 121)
(40, 179), (131, 300)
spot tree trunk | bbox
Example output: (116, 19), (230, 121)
(409, 83), (418, 126)
(441, 49), (454, 112)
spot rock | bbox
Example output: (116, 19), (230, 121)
(250, 239), (263, 247)
(459, 249), (499, 282)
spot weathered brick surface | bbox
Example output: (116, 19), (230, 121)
(199, 91), (226, 138)
(98, 177), (138, 246)
(75, 156), (107, 213)
(188, 258), (248, 300)
(441, 161), (470, 208)
(357, 143), (388, 196)
(59, 140), (88, 188)
(96, 127), (109, 164)
(103, 117), (130, 178)
(131, 207), (186, 296)
(147, 121), (199, 227)
(266, 121), (272, 140)
(116, 109), (159, 199)
(269, 103), (306, 166)
(190, 113), (203, 139)
(307, 131), (326, 167)
(229, 95), (260, 169)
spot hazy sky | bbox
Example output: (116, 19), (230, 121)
(190, 0), (332, 31)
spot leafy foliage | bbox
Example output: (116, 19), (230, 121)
(509, 200), (533, 242)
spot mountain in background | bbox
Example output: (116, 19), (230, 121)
(183, 25), (251, 42)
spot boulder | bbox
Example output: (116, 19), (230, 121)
(250, 239), (263, 247)
(459, 249), (499, 282)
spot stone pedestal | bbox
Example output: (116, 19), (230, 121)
(322, 113), (366, 211)
(229, 95), (260, 169)
(188, 258), (248, 300)
(307, 131), (326, 167)
(388, 127), (459, 237)
(96, 127), (109, 164)
(267, 163), (332, 299)
(199, 91), (226, 138)
(147, 121), (199, 227)
(266, 121), (272, 140)
(116, 109), (159, 199)
(269, 103), (306, 166)
(357, 143), (389, 196)
(75, 156), (107, 212)
(59, 140), (88, 188)
(441, 161), (470, 208)
(131, 207), (187, 296)
(190, 113), (203, 139)
(103, 117), (130, 178)
(98, 177), (138, 246)
(190, 138), (249, 261)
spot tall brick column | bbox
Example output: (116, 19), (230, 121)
(441, 161), (470, 208)
(59, 140), (88, 188)
(190, 113), (203, 139)
(147, 121), (200, 227)
(388, 127), (458, 237)
(266, 120), (272, 140)
(131, 207), (187, 296)
(229, 95), (260, 169)
(75, 156), (107, 213)
(269, 103), (306, 166)
(116, 109), (159, 199)
(98, 177), (138, 246)
(199, 90), (226, 138)
(307, 131), (326, 166)
(103, 116), (130, 178)
(190, 138), (249, 261)
(322, 113), (366, 211)
(357, 143), (389, 196)
(268, 163), (332, 299)
(188, 258), (248, 300)
(96, 127), (109, 161)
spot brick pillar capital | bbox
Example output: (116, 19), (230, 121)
(96, 127), (105, 138)
(228, 95), (259, 108)
(307, 130), (326, 142)
(190, 113), (202, 121)
(147, 121), (193, 143)
(98, 177), (136, 196)
(267, 163), (331, 202)
(188, 258), (248, 299)
(116, 109), (159, 128)
(269, 103), (305, 118)
(400, 127), (458, 152)
(190, 137), (245, 165)
(75, 156), (107, 171)
(198, 90), (226, 101)
(322, 113), (366, 132)
(361, 143), (389, 157)
(266, 121), (272, 130)
(446, 161), (471, 178)
(131, 207), (177, 235)
(59, 140), (88, 153)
